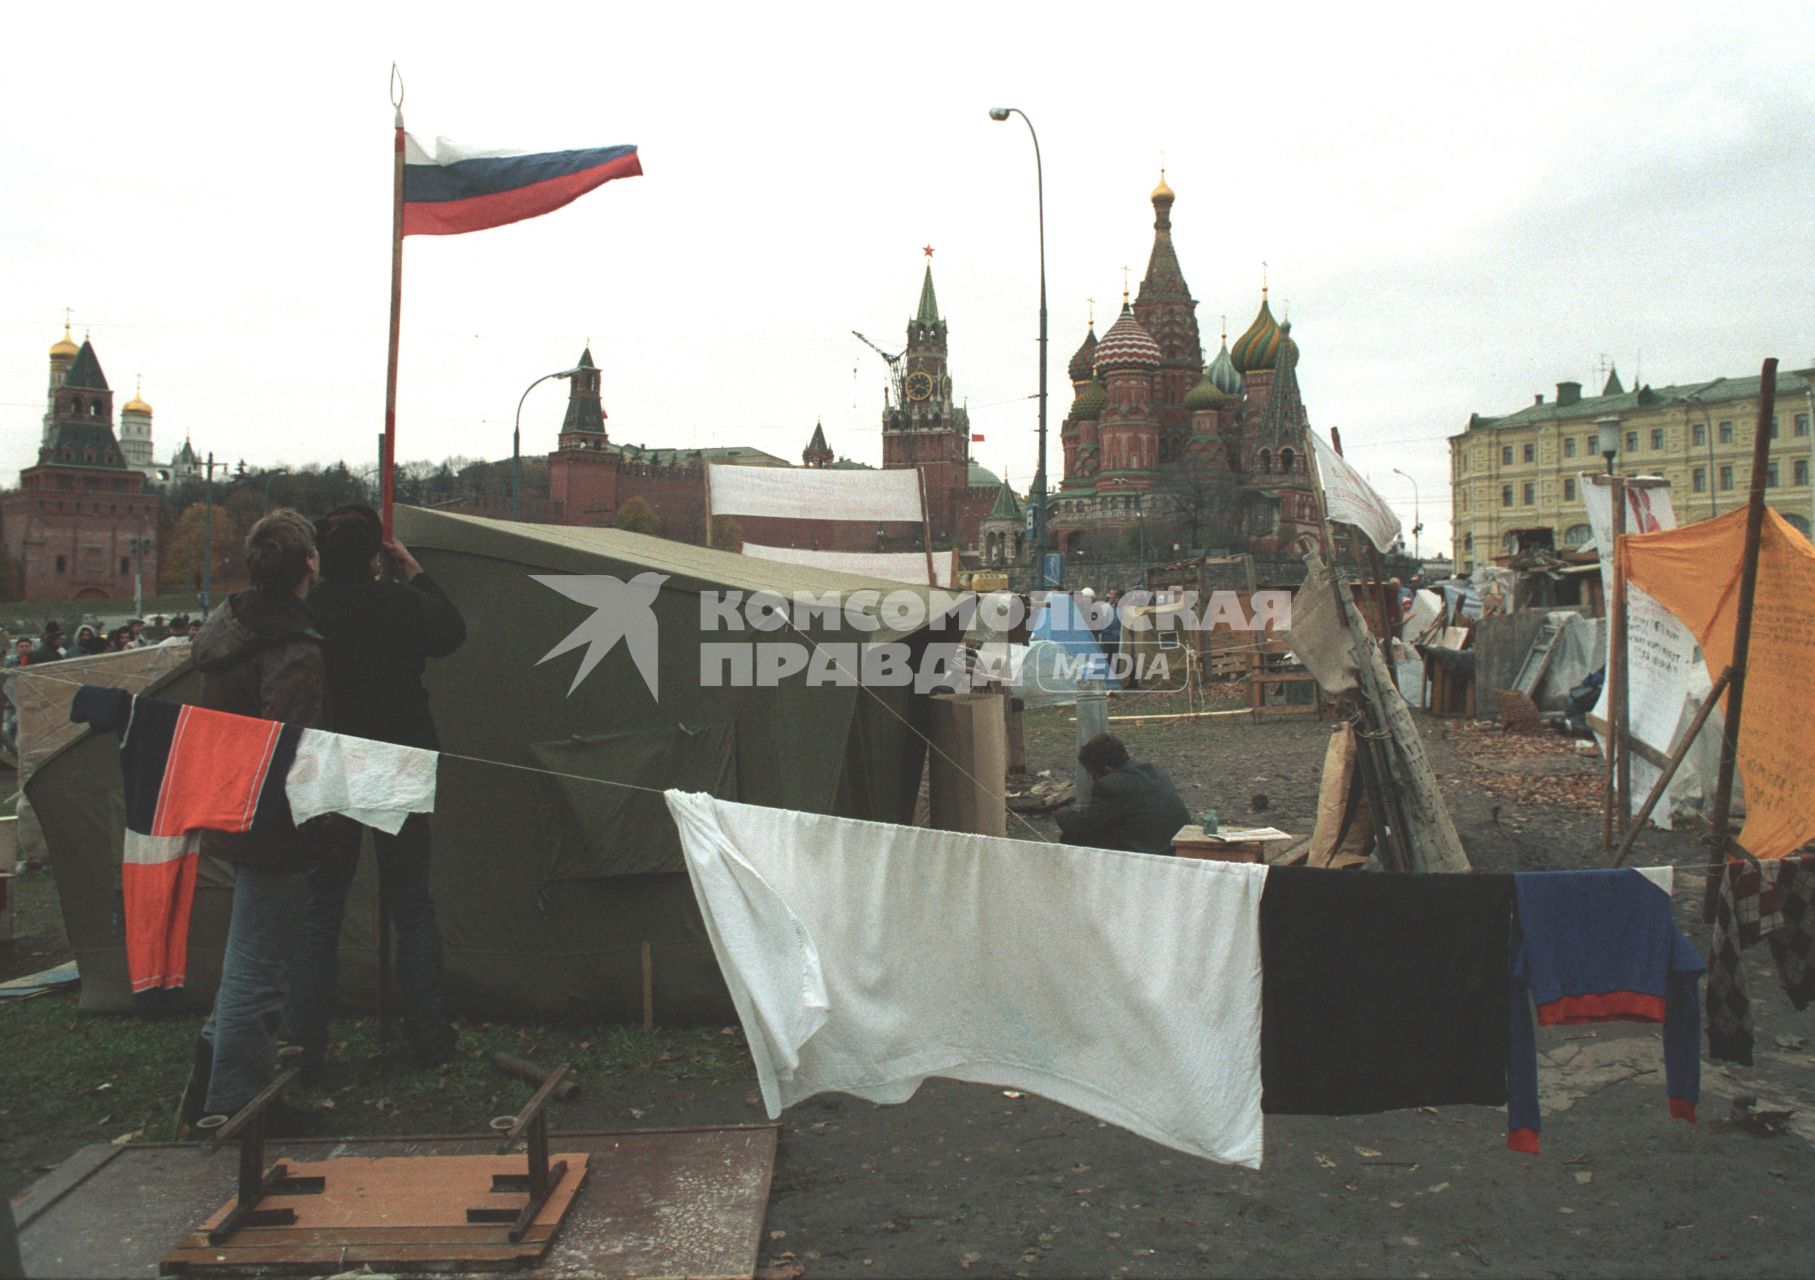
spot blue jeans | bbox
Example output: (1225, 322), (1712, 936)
(288, 814), (451, 1064)
(203, 863), (310, 1113)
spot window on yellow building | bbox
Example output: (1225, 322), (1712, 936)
(1693, 468), (1706, 492)
(1693, 423), (1706, 446)
(1650, 429), (1664, 450)
(1563, 477), (1576, 500)
(1501, 485), (1513, 507)
(1522, 443), (1535, 463)
(1501, 445), (1513, 465)
(1564, 437), (1576, 458)
(1522, 482), (1535, 505)
(1720, 465), (1734, 490)
(1796, 414), (1810, 437)
(1766, 462), (1779, 487)
(1797, 459), (1809, 486)
(1625, 431), (1638, 451)
(1719, 421), (1734, 443)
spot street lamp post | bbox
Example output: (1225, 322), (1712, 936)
(988, 106), (1049, 586)
(513, 365), (585, 520)
(1391, 467), (1422, 559)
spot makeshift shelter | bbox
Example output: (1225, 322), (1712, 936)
(1623, 505), (1815, 858)
(1029, 593), (1120, 689)
(27, 508), (946, 1023)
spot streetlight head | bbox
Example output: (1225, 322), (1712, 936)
(555, 365), (586, 380)
(988, 107), (1011, 121)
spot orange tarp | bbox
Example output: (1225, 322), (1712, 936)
(1620, 506), (1815, 858)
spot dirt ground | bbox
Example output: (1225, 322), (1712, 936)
(6, 704), (1815, 1278)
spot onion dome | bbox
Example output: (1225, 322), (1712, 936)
(1067, 326), (1098, 383)
(1230, 294), (1282, 374)
(1151, 169), (1174, 204)
(1207, 338), (1242, 396)
(1183, 367), (1229, 413)
(123, 378), (151, 415)
(49, 326), (79, 359)
(1092, 303), (1161, 375)
(1072, 378), (1108, 420)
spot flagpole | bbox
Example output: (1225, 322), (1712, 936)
(382, 67), (406, 538)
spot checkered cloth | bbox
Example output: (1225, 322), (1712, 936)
(1707, 855), (1815, 1066)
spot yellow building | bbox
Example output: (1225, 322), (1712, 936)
(1449, 367), (1815, 571)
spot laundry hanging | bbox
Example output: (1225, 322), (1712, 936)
(72, 686), (302, 1011)
(1507, 867), (1701, 1153)
(286, 729), (438, 834)
(71, 686), (444, 1011)
(1259, 866), (1515, 1116)
(665, 789), (1270, 1167)
(1708, 855), (1815, 1066)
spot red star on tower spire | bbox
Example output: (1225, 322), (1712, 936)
(922, 244), (935, 258)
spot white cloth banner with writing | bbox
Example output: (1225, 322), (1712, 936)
(1309, 433), (1403, 553)
(1581, 477), (1726, 827)
(741, 543), (957, 588)
(708, 463), (925, 523)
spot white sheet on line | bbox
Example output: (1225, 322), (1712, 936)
(665, 790), (1270, 1167)
(286, 729), (438, 835)
(706, 463), (925, 523)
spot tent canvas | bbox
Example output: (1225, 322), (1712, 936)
(27, 507), (947, 1023)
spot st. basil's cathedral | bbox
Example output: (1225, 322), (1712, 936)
(1048, 173), (1322, 577)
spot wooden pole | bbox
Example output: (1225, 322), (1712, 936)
(381, 102), (406, 539)
(1611, 665), (1733, 867)
(1610, 474), (1631, 834)
(1702, 357), (1777, 920)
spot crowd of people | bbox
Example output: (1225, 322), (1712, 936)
(0, 615), (204, 749)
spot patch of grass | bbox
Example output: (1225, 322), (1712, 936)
(0, 991), (755, 1178)
(0, 994), (204, 1150)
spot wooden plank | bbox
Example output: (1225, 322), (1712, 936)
(9, 1142), (120, 1230)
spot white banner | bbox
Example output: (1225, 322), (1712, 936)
(708, 464), (925, 523)
(1310, 433), (1403, 553)
(740, 543), (957, 588)
(1582, 477), (1722, 827)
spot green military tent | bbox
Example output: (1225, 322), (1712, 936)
(28, 507), (950, 1023)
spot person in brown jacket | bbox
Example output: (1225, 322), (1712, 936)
(177, 510), (330, 1134)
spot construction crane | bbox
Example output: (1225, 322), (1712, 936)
(851, 330), (904, 404)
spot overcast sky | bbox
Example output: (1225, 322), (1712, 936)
(6, 1), (1813, 555)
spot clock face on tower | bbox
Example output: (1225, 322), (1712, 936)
(905, 371), (934, 401)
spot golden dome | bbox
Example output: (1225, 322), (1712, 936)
(49, 326), (78, 359)
(1151, 169), (1175, 202)
(123, 393), (152, 415)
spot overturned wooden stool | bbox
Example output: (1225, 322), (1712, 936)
(164, 1065), (588, 1274)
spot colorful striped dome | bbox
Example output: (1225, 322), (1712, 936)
(1067, 326), (1098, 383)
(1183, 368), (1229, 413)
(1230, 295), (1282, 374)
(1092, 303), (1161, 375)
(1072, 378), (1108, 420)
(1207, 339), (1243, 395)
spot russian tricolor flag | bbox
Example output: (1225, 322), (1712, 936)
(402, 135), (642, 237)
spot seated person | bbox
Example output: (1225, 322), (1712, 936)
(1055, 732), (1191, 855)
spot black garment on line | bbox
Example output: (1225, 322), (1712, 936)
(1260, 866), (1514, 1115)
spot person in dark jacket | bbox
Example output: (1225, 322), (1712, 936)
(179, 509), (329, 1135)
(1055, 732), (1191, 855)
(29, 623), (65, 664)
(289, 504), (466, 1077)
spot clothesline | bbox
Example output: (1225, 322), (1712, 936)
(18, 664), (1784, 873)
